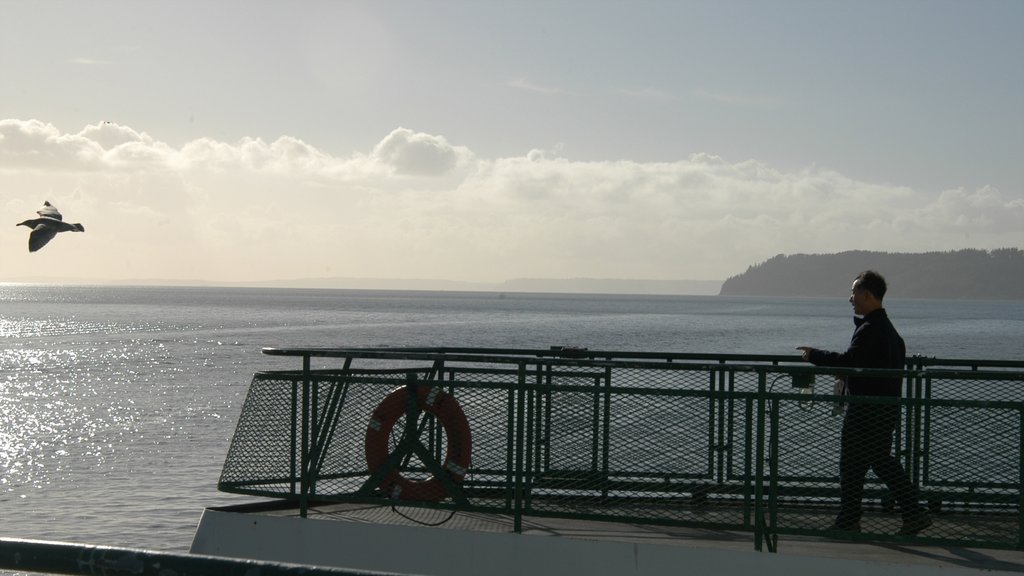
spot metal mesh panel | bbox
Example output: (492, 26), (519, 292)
(218, 372), (298, 495)
(917, 373), (1022, 545)
(309, 375), (406, 496)
(768, 395), (880, 534)
(446, 366), (519, 494)
(924, 373), (1022, 403)
(605, 392), (713, 479)
(767, 394), (1021, 548)
(519, 365), (755, 529)
(920, 402), (1019, 546)
(925, 404), (1019, 488)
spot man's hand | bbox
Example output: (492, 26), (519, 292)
(796, 346), (814, 362)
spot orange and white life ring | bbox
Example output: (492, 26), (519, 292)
(364, 385), (472, 501)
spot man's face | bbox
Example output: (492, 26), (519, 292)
(849, 279), (871, 316)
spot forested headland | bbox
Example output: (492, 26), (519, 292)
(719, 249), (1024, 299)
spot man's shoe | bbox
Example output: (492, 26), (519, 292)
(828, 521), (861, 533)
(898, 514), (933, 535)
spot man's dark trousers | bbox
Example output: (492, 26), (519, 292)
(836, 402), (925, 527)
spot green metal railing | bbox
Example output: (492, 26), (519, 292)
(218, 347), (1024, 552)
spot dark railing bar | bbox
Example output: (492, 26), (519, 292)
(263, 346), (1024, 370)
(0, 537), (406, 576)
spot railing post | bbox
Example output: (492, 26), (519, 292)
(543, 362), (553, 473)
(726, 370), (737, 484)
(290, 375), (298, 497)
(767, 395), (779, 552)
(300, 353), (311, 518)
(919, 374), (932, 492)
(1019, 405), (1023, 550)
(591, 373), (601, 477)
(601, 366), (613, 499)
(717, 364), (727, 484)
(909, 361), (924, 490)
(514, 361), (527, 533)
(524, 363), (537, 512)
(743, 395), (754, 529)
(754, 370), (767, 551)
(706, 366), (718, 481)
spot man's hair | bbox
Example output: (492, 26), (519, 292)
(855, 270), (888, 301)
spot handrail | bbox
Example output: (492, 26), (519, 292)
(262, 346), (801, 364)
(262, 346), (1024, 372)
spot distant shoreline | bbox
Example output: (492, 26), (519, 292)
(7, 248), (1022, 300)
(0, 277), (724, 296)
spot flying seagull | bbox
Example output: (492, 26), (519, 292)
(16, 201), (86, 252)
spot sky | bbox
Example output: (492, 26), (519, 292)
(1, 0), (1021, 285)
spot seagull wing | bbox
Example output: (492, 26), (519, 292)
(36, 201), (62, 221)
(28, 223), (58, 252)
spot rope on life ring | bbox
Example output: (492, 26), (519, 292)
(364, 384), (472, 502)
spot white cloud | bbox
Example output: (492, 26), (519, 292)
(1, 118), (1020, 283)
(370, 128), (473, 176)
(0, 119), (104, 171)
(77, 122), (151, 151)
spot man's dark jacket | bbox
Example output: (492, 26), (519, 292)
(807, 308), (906, 397)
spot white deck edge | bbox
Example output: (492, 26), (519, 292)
(190, 508), (1022, 576)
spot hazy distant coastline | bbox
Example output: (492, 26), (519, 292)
(720, 249), (1024, 300)
(234, 277), (723, 295)
(1, 276), (723, 296)
(7, 248), (1022, 299)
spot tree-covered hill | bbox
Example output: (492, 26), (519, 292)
(719, 249), (1024, 299)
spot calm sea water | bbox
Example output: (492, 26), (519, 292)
(0, 285), (1021, 555)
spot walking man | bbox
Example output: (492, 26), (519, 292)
(798, 270), (932, 535)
